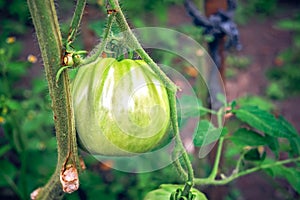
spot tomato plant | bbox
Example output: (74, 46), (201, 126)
(12, 0), (300, 199)
(72, 58), (170, 156)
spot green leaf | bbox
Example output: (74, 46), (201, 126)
(278, 116), (299, 137)
(216, 93), (226, 106)
(233, 106), (298, 138)
(269, 165), (300, 193)
(193, 120), (223, 146)
(237, 95), (274, 111)
(0, 159), (17, 187)
(143, 184), (207, 200)
(276, 19), (300, 31)
(8, 61), (30, 77)
(230, 128), (268, 146)
(265, 135), (279, 158)
(289, 137), (300, 156)
(6, 99), (21, 110)
(0, 144), (12, 157)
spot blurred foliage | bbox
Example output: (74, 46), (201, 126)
(120, 0), (183, 26)
(0, 0), (31, 38)
(225, 54), (251, 79)
(235, 0), (278, 25)
(266, 13), (300, 99)
(0, 38), (56, 199)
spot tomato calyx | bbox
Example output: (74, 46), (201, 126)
(56, 43), (87, 84)
(170, 188), (196, 200)
(104, 32), (134, 61)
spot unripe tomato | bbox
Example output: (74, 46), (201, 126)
(72, 58), (170, 156)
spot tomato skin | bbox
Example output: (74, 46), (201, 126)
(72, 58), (170, 156)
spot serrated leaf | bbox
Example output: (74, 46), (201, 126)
(278, 116), (299, 136)
(230, 128), (268, 146)
(237, 96), (274, 111)
(144, 184), (207, 200)
(233, 106), (298, 138)
(269, 165), (300, 193)
(265, 135), (279, 158)
(193, 120), (223, 146)
(289, 137), (300, 156)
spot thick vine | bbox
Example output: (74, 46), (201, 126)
(27, 0), (86, 199)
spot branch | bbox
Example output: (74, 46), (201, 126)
(107, 0), (177, 92)
(194, 157), (300, 186)
(83, 12), (116, 65)
(27, 0), (81, 199)
(106, 0), (195, 196)
(208, 109), (225, 180)
(67, 0), (87, 44)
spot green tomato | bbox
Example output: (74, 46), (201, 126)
(72, 58), (170, 156)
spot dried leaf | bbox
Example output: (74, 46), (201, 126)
(30, 187), (41, 200)
(60, 164), (79, 193)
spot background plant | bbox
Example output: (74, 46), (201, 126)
(266, 13), (300, 99)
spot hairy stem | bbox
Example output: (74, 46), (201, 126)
(27, 0), (81, 199)
(67, 0), (86, 44)
(83, 13), (116, 64)
(195, 157), (300, 185)
(107, 0), (177, 92)
(168, 90), (194, 196)
(106, 1), (195, 194)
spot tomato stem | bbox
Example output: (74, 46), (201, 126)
(83, 12), (116, 65)
(66, 0), (86, 45)
(168, 91), (195, 187)
(194, 156), (300, 185)
(107, 0), (177, 92)
(208, 108), (225, 180)
(27, 0), (83, 199)
(107, 0), (195, 191)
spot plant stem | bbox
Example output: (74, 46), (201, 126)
(67, 0), (86, 44)
(234, 150), (247, 174)
(107, 0), (177, 92)
(207, 137), (224, 180)
(27, 0), (81, 199)
(194, 157), (300, 185)
(172, 149), (188, 180)
(168, 91), (195, 184)
(107, 0), (194, 193)
(207, 108), (225, 180)
(83, 13), (116, 64)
